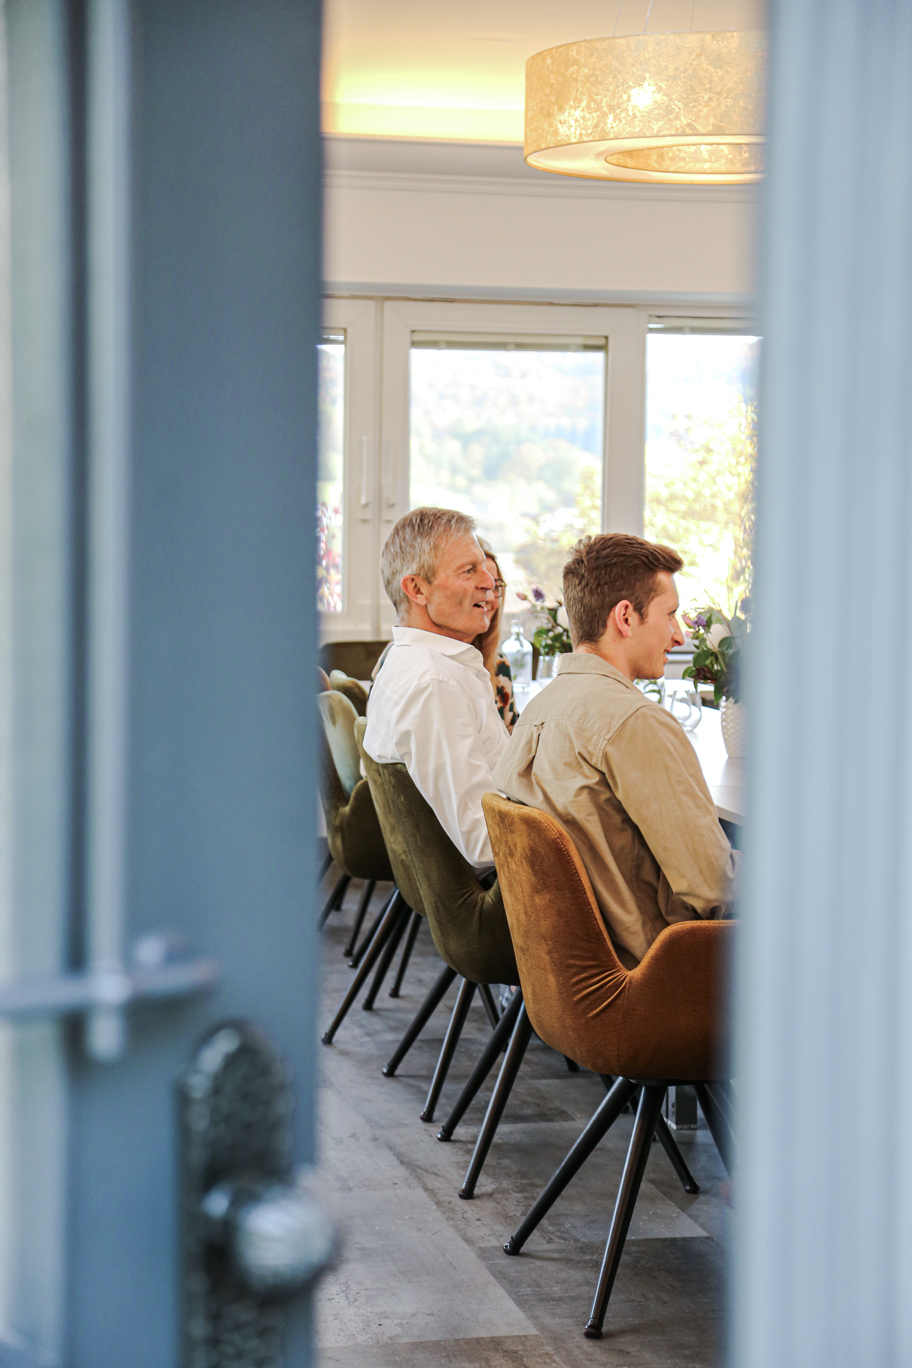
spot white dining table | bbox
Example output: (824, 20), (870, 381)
(683, 702), (745, 825)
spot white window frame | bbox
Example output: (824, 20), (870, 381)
(379, 298), (647, 635)
(318, 298), (759, 643)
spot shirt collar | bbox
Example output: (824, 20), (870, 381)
(392, 625), (487, 674)
(555, 651), (644, 695)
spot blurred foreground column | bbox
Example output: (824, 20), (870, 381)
(734, 2), (912, 1365)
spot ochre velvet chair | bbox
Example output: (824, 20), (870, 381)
(318, 692), (416, 1043)
(483, 791), (734, 1340)
(356, 719), (526, 1130)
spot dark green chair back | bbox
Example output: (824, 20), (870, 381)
(356, 719), (516, 986)
(354, 721), (425, 917)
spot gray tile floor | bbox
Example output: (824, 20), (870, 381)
(317, 879), (729, 1367)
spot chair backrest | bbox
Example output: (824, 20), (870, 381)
(482, 793), (731, 1081)
(356, 720), (516, 985)
(318, 691), (361, 798)
(354, 720), (425, 917)
(328, 670), (369, 717)
(320, 639), (389, 682)
(318, 693), (393, 882)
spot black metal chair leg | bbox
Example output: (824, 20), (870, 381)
(318, 850), (333, 882)
(342, 879), (376, 958)
(695, 1081), (734, 1174)
(320, 872), (350, 927)
(478, 983), (500, 1029)
(437, 989), (524, 1141)
(389, 910), (422, 998)
(321, 893), (409, 1045)
(362, 903), (410, 1010)
(420, 978), (477, 1123)
(383, 964), (458, 1077)
(348, 889), (396, 967)
(654, 1111), (700, 1194)
(459, 1004), (534, 1199)
(504, 1076), (638, 1255)
(600, 1073), (636, 1114)
(584, 1083), (666, 1339)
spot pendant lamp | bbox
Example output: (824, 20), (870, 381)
(525, 30), (767, 184)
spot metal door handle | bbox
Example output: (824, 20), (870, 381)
(358, 435), (371, 520)
(0, 932), (218, 1022)
(201, 1170), (335, 1298)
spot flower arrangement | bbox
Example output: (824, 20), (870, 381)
(317, 501), (342, 613)
(682, 603), (749, 705)
(515, 586), (573, 656)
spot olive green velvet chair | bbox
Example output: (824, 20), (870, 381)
(328, 670), (369, 717)
(483, 792), (734, 1340)
(317, 691), (410, 1018)
(356, 718), (527, 1134)
(316, 667), (333, 882)
(320, 687), (437, 1043)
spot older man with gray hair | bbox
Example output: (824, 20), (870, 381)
(363, 507), (509, 870)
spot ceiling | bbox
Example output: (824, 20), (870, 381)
(322, 0), (765, 144)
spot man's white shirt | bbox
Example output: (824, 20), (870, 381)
(363, 626), (509, 869)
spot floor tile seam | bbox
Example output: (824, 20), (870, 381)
(318, 1331), (557, 1348)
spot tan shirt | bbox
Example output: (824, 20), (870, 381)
(491, 653), (739, 966)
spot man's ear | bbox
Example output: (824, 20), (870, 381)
(400, 573), (428, 607)
(612, 599), (636, 639)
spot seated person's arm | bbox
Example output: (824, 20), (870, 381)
(393, 674), (500, 867)
(605, 707), (740, 919)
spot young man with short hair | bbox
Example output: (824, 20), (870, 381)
(493, 532), (739, 965)
(363, 507), (508, 870)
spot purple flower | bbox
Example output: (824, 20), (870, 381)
(694, 613), (707, 628)
(531, 586), (546, 603)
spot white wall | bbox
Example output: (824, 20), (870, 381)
(324, 136), (759, 303)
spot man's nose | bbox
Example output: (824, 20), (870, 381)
(672, 616), (685, 646)
(478, 568), (495, 591)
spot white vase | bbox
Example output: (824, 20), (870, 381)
(720, 699), (747, 758)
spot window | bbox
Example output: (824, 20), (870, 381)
(316, 299), (755, 643)
(317, 330), (345, 612)
(644, 323), (760, 612)
(371, 300), (643, 637)
(408, 337), (605, 605)
(318, 298), (378, 637)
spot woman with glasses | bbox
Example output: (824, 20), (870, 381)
(474, 540), (520, 731)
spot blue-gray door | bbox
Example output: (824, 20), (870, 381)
(1, 2), (323, 1363)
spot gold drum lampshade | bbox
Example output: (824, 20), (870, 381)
(524, 30), (767, 184)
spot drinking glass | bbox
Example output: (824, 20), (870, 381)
(665, 683), (703, 730)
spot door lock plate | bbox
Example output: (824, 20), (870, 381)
(179, 1022), (335, 1366)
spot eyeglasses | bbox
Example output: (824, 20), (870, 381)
(492, 580), (506, 596)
